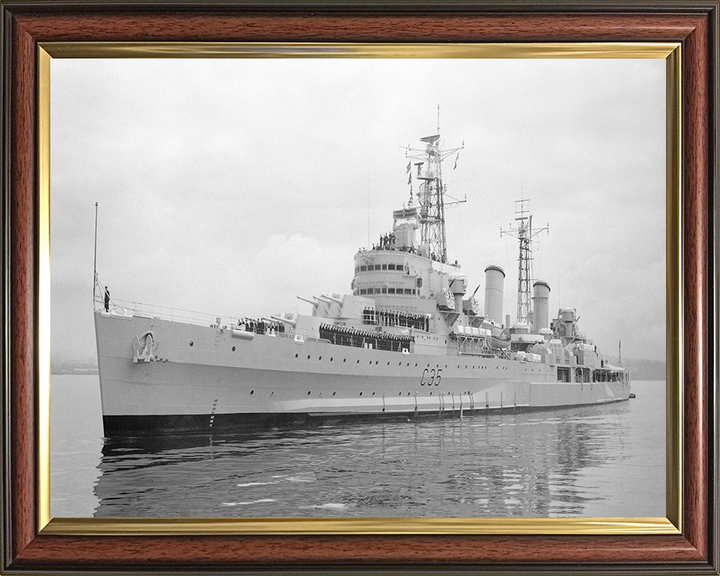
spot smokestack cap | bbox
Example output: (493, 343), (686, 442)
(484, 265), (505, 277)
(533, 280), (551, 291)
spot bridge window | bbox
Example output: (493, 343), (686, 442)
(388, 264), (396, 270)
(382, 264), (387, 270)
(388, 288), (396, 294)
(360, 266), (367, 272)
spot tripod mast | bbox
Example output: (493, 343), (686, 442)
(405, 121), (463, 263)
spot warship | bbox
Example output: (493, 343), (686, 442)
(94, 130), (631, 436)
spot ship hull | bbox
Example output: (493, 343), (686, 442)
(95, 312), (631, 436)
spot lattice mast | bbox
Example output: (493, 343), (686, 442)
(501, 198), (549, 325)
(405, 110), (463, 264)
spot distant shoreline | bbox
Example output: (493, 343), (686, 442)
(51, 368), (98, 375)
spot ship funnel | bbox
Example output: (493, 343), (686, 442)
(484, 265), (505, 326)
(531, 280), (551, 334)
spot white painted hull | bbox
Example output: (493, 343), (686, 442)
(95, 311), (630, 435)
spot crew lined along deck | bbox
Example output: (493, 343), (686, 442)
(319, 323), (414, 352)
(361, 308), (430, 330)
(237, 319), (286, 335)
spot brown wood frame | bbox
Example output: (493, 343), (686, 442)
(1, 1), (717, 573)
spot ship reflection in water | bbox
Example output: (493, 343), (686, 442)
(91, 386), (664, 518)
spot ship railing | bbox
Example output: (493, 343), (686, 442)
(103, 298), (242, 328)
(98, 300), (329, 341)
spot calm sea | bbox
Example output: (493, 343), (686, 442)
(50, 375), (665, 518)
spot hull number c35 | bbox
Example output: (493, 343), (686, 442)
(420, 367), (442, 386)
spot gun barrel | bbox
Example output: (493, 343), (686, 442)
(296, 296), (318, 306)
(270, 315), (296, 326)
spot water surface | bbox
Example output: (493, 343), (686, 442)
(51, 375), (665, 518)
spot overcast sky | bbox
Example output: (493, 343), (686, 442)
(50, 57), (665, 364)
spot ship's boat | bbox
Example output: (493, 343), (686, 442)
(94, 130), (631, 436)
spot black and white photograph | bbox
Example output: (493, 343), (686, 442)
(50, 56), (666, 519)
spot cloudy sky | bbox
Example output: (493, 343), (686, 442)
(50, 57), (665, 364)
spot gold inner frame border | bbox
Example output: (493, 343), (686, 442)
(36, 41), (682, 536)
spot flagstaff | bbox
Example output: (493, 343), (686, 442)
(93, 201), (98, 302)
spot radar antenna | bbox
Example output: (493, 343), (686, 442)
(405, 116), (463, 264)
(501, 196), (549, 325)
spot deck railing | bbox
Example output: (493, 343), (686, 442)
(95, 297), (241, 328)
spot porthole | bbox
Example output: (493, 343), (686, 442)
(375, 361), (379, 365)
(387, 362), (390, 366)
(343, 359), (347, 363)
(430, 392), (433, 396)
(372, 392), (375, 396)
(189, 341), (194, 346)
(333, 391), (336, 396)
(357, 360), (360, 364)
(398, 392), (402, 396)
(307, 355), (311, 360)
(330, 357), (334, 362)
(360, 392), (363, 396)
(295, 353), (299, 358)
(232, 346), (236, 352)
(250, 390), (254, 395)
(307, 391), (311, 395)
(319, 356), (322, 361)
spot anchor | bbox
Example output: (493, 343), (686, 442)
(133, 331), (158, 363)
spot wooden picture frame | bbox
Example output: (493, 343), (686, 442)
(1, 1), (717, 573)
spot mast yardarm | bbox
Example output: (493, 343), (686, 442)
(405, 132), (463, 263)
(501, 198), (549, 325)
